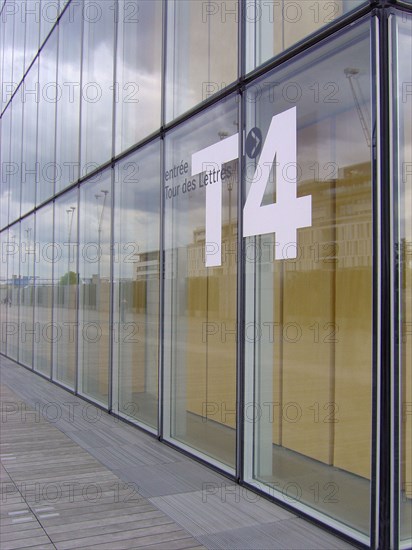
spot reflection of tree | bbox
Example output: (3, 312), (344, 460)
(95, 190), (109, 310)
(60, 271), (78, 286)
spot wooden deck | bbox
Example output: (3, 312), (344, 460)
(0, 356), (357, 549)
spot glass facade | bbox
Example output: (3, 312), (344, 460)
(0, 1), (411, 548)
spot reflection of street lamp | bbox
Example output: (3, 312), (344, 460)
(66, 206), (76, 306)
(10, 234), (16, 279)
(344, 68), (371, 148)
(24, 227), (32, 283)
(24, 227), (34, 309)
(9, 234), (15, 306)
(95, 190), (109, 310)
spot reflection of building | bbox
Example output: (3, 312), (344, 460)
(0, 1), (411, 548)
(134, 251), (160, 280)
(188, 222), (237, 278)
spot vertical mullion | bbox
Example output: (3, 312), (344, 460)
(50, 19), (60, 381)
(388, 12), (400, 550)
(158, 0), (168, 438)
(377, 7), (392, 550)
(75, 1), (84, 396)
(236, 86), (245, 482)
(108, 0), (118, 414)
(237, 0), (246, 479)
(370, 13), (380, 550)
(158, 136), (165, 439)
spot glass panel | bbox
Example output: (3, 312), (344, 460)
(244, 20), (372, 537)
(246, 0), (365, 73)
(39, 0), (59, 47)
(53, 189), (78, 389)
(55, 1), (81, 193)
(7, 223), (20, 361)
(78, 170), (111, 406)
(81, 0), (115, 173)
(394, 13), (412, 547)
(9, 98), (22, 223)
(0, 107), (11, 228)
(115, 0), (162, 155)
(37, 30), (57, 205)
(0, 231), (8, 355)
(24, 0), (40, 74)
(33, 204), (54, 376)
(19, 215), (35, 367)
(59, 0), (69, 14)
(164, 98), (238, 468)
(21, 61), (39, 216)
(113, 142), (160, 429)
(1, 13), (14, 110)
(165, 0), (238, 122)
(12, 1), (25, 87)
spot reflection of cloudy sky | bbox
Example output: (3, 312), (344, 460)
(114, 141), (161, 278)
(115, 0), (163, 153)
(8, 99), (23, 223)
(247, 21), (372, 186)
(0, 108), (12, 228)
(18, 60), (38, 217)
(34, 206), (54, 281)
(79, 169), (112, 279)
(81, 3), (115, 169)
(37, 31), (58, 204)
(55, 2), (82, 191)
(165, 0), (237, 121)
(12, 2), (25, 86)
(164, 98), (238, 249)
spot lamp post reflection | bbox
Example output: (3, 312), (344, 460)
(66, 206), (76, 309)
(10, 233), (15, 307)
(95, 190), (109, 311)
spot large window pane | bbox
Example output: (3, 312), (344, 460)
(12, 1), (25, 87)
(394, 13), (412, 548)
(53, 189), (78, 389)
(7, 223), (20, 361)
(24, 0), (40, 74)
(165, 0), (238, 122)
(0, 107), (12, 227)
(33, 204), (54, 376)
(244, 20), (373, 538)
(39, 0), (59, 47)
(1, 12), (14, 111)
(0, 231), (8, 355)
(55, 1), (81, 193)
(78, 170), (111, 406)
(21, 61), (39, 216)
(164, 98), (238, 469)
(19, 215), (35, 367)
(81, 0), (115, 173)
(37, 30), (57, 205)
(9, 99), (22, 223)
(115, 0), (162, 155)
(113, 142), (160, 429)
(246, 0), (365, 73)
